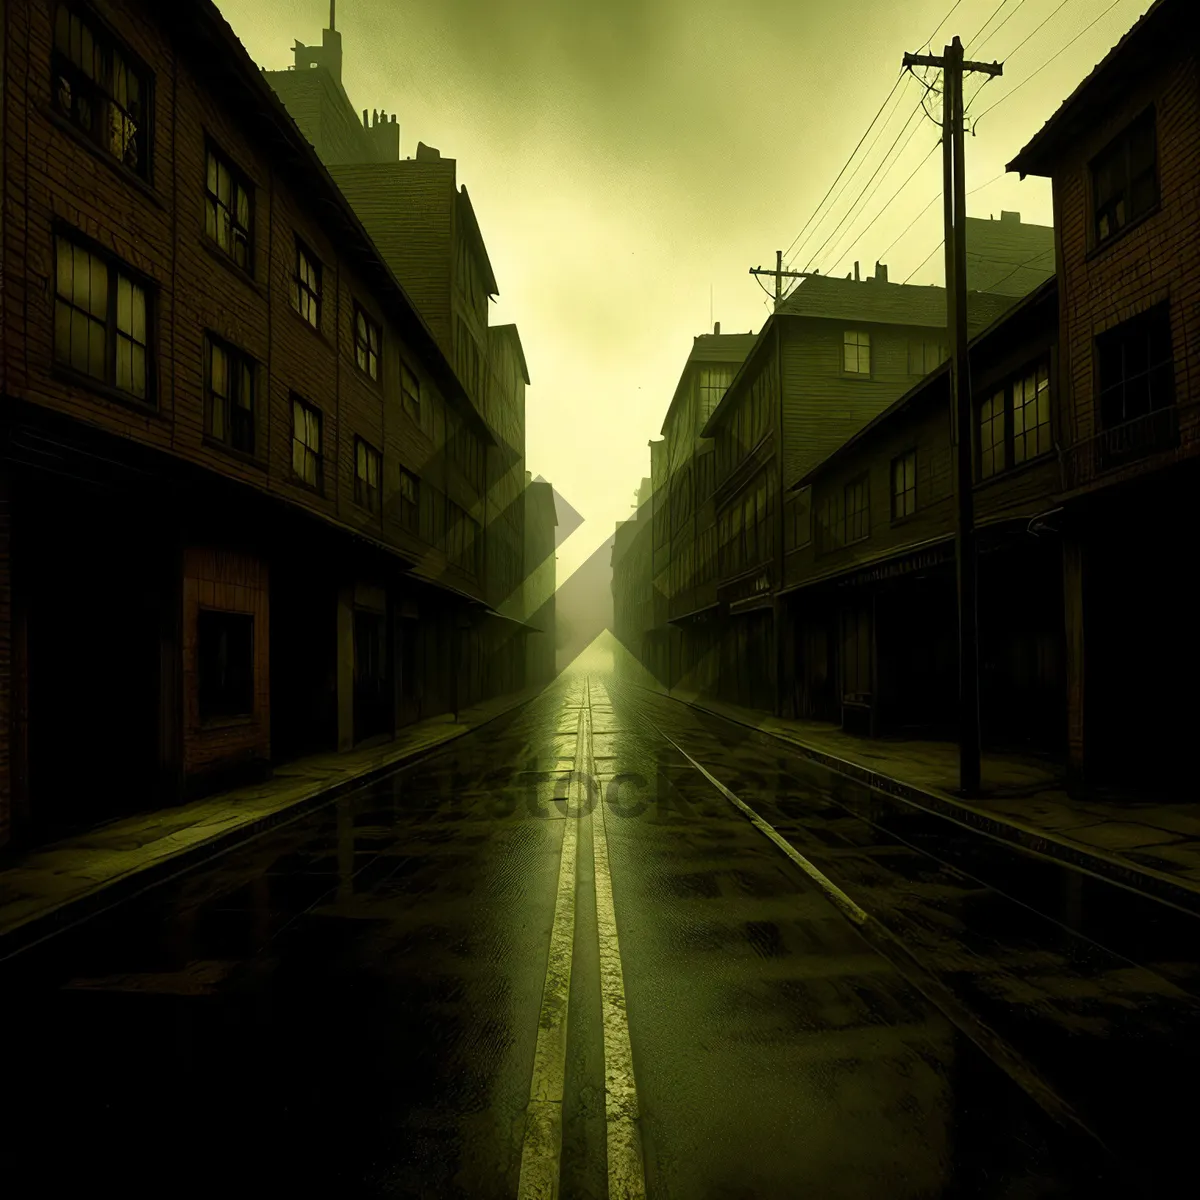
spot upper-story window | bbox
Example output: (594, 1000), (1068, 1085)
(400, 361), (421, 423)
(52, 3), (150, 178)
(843, 330), (871, 375)
(291, 239), (321, 330)
(699, 366), (734, 424)
(978, 359), (1052, 480)
(291, 395), (323, 491)
(354, 437), (382, 514)
(398, 466), (420, 533)
(891, 449), (916, 520)
(907, 338), (946, 376)
(354, 304), (381, 380)
(1092, 108), (1158, 246)
(205, 334), (255, 456)
(844, 475), (869, 542)
(1095, 304), (1175, 468)
(205, 145), (252, 272)
(54, 232), (150, 402)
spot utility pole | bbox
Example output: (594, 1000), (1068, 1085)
(901, 37), (1001, 798)
(749, 256), (823, 309)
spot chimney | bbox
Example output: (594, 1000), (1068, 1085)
(1000, 210), (1020, 223)
(875, 262), (888, 283)
(714, 321), (720, 335)
(854, 261), (860, 281)
(415, 142), (441, 161)
(365, 109), (400, 161)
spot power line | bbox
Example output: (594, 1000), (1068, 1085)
(903, 238), (944, 285)
(778, 68), (907, 266)
(973, 0), (1128, 123)
(973, 0), (1030, 56)
(967, 0), (1021, 54)
(785, 72), (919, 272)
(997, 0), (1080, 66)
(922, 0), (967, 53)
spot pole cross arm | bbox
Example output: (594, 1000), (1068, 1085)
(903, 50), (1002, 77)
(749, 267), (822, 279)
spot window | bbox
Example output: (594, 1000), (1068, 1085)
(291, 239), (321, 329)
(291, 395), (322, 490)
(398, 467), (419, 533)
(353, 304), (381, 380)
(197, 610), (254, 720)
(977, 358), (1053, 480)
(891, 450), (916, 520)
(844, 329), (871, 375)
(205, 145), (252, 271)
(1095, 305), (1175, 467)
(844, 476), (869, 543)
(816, 490), (844, 553)
(699, 366), (733, 424)
(400, 361), (421, 423)
(54, 233), (150, 400)
(1012, 363), (1052, 465)
(52, 3), (149, 177)
(907, 339), (946, 375)
(205, 335), (254, 455)
(1092, 108), (1158, 245)
(788, 486), (812, 550)
(979, 389), (1007, 479)
(354, 437), (381, 514)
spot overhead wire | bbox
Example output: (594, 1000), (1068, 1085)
(966, 0), (1021, 54)
(971, 0), (1030, 55)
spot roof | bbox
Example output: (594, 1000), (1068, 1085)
(963, 214), (1056, 297)
(457, 186), (500, 297)
(659, 331), (758, 436)
(489, 324), (531, 385)
(1008, 0), (1182, 178)
(168, 3), (494, 447)
(700, 283), (1018, 437)
(791, 275), (1058, 490)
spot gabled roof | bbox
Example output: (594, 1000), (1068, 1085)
(791, 275), (1058, 491)
(457, 186), (500, 297)
(1008, 0), (1182, 178)
(659, 331), (758, 436)
(166, 3), (494, 446)
(489, 324), (530, 385)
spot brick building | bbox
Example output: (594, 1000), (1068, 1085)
(0, 0), (509, 847)
(1008, 0), (1199, 791)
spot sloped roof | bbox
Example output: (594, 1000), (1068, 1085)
(659, 331), (758, 436)
(490, 323), (530, 385)
(1008, 0), (1181, 178)
(457, 185), (500, 297)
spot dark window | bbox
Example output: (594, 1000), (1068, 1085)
(699, 366), (733, 424)
(844, 475), (869, 543)
(205, 335), (255, 454)
(907, 339), (946, 375)
(54, 233), (150, 401)
(400, 361), (421, 422)
(354, 437), (382, 514)
(398, 467), (420, 533)
(291, 239), (321, 329)
(1092, 108), (1158, 245)
(52, 3), (149, 177)
(197, 609), (254, 720)
(977, 358), (1052, 479)
(891, 450), (916, 520)
(205, 145), (252, 271)
(354, 304), (380, 380)
(291, 395), (323, 490)
(1095, 304), (1176, 468)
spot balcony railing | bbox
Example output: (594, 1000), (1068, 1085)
(1064, 401), (1192, 490)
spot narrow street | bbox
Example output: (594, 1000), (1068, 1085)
(3, 669), (1195, 1197)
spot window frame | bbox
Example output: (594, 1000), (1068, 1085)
(53, 228), (154, 406)
(51, 1), (153, 181)
(291, 237), (322, 331)
(844, 474), (870, 544)
(204, 141), (253, 274)
(353, 435), (382, 515)
(398, 466), (420, 534)
(400, 360), (421, 423)
(890, 449), (917, 521)
(204, 332), (256, 457)
(842, 329), (872, 377)
(1090, 106), (1159, 249)
(290, 393), (324, 493)
(353, 302), (381, 382)
(976, 356), (1053, 481)
(1094, 302), (1175, 456)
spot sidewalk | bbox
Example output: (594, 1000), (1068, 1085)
(660, 685), (1200, 914)
(0, 684), (546, 960)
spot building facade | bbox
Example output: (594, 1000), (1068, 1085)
(1008, 0), (1199, 792)
(0, 0), (502, 847)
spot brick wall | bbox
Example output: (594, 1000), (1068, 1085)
(181, 545), (269, 778)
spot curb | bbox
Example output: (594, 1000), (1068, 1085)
(0, 690), (542, 963)
(647, 686), (1200, 918)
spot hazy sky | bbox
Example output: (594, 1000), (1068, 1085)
(216, 0), (1152, 588)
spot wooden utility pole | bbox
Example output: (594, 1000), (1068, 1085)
(902, 37), (1001, 797)
(749, 256), (823, 309)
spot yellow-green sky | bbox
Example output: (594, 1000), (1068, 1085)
(216, 0), (1152, 588)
